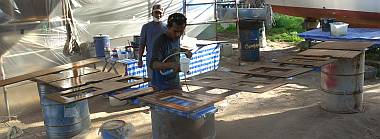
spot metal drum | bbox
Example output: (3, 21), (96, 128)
(320, 52), (365, 113)
(37, 82), (91, 139)
(151, 108), (216, 139)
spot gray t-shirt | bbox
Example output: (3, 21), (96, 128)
(139, 21), (167, 64)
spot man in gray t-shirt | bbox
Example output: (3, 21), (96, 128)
(138, 4), (167, 82)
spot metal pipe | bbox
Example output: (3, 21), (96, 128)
(235, 0), (241, 66)
(0, 56), (11, 121)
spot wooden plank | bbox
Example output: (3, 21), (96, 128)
(0, 58), (101, 87)
(231, 64), (313, 78)
(33, 67), (100, 83)
(311, 41), (374, 51)
(272, 56), (337, 67)
(46, 76), (148, 104)
(48, 72), (121, 89)
(140, 90), (223, 112)
(184, 76), (286, 93)
(297, 49), (361, 59)
(219, 78), (287, 93)
(112, 87), (155, 100)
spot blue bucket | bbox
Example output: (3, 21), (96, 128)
(99, 120), (129, 139)
(94, 34), (110, 58)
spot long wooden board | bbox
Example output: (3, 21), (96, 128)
(140, 90), (223, 112)
(48, 72), (121, 89)
(0, 58), (101, 87)
(112, 87), (155, 100)
(231, 64), (313, 78)
(33, 67), (100, 83)
(297, 49), (362, 59)
(311, 41), (374, 51)
(184, 76), (286, 93)
(46, 76), (148, 104)
(272, 56), (337, 67)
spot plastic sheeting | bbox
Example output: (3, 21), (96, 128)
(0, 0), (215, 116)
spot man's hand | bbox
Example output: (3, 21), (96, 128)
(185, 50), (192, 59)
(138, 59), (143, 68)
(170, 62), (181, 73)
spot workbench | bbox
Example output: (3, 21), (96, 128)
(105, 43), (221, 83)
(298, 28), (380, 48)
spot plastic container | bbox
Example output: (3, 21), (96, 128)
(93, 34), (110, 58)
(330, 22), (349, 37)
(180, 57), (191, 73)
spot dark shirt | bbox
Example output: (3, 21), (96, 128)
(150, 33), (181, 91)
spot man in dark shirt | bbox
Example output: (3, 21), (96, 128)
(150, 13), (192, 91)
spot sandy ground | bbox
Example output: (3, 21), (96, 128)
(1, 42), (380, 139)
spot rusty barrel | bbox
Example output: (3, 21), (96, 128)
(320, 51), (365, 113)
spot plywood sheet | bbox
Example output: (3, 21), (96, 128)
(0, 58), (101, 87)
(140, 90), (223, 112)
(231, 64), (313, 78)
(311, 41), (374, 51)
(34, 67), (100, 83)
(48, 72), (121, 89)
(46, 76), (148, 104)
(297, 49), (362, 59)
(272, 56), (337, 67)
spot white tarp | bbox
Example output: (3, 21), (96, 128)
(0, 0), (215, 116)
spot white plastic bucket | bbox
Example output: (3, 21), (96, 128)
(330, 22), (349, 37)
(180, 57), (191, 73)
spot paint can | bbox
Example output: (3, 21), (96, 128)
(99, 120), (132, 139)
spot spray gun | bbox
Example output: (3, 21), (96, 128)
(160, 52), (191, 76)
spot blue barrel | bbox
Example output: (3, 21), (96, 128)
(99, 120), (129, 139)
(94, 34), (110, 58)
(239, 27), (262, 61)
(37, 82), (91, 139)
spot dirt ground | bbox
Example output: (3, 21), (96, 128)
(1, 41), (380, 139)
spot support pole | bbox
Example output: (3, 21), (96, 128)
(1, 56), (11, 121)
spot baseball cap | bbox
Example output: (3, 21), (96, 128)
(152, 4), (164, 13)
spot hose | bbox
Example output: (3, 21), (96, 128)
(159, 52), (190, 92)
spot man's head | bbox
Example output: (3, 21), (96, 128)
(152, 4), (164, 22)
(166, 13), (187, 40)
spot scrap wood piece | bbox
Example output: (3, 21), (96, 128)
(311, 41), (374, 51)
(183, 76), (235, 88)
(230, 64), (313, 78)
(272, 56), (337, 67)
(112, 87), (155, 100)
(0, 58), (101, 87)
(140, 90), (223, 112)
(219, 78), (287, 93)
(46, 76), (148, 104)
(297, 49), (362, 59)
(48, 72), (121, 89)
(33, 67), (100, 83)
